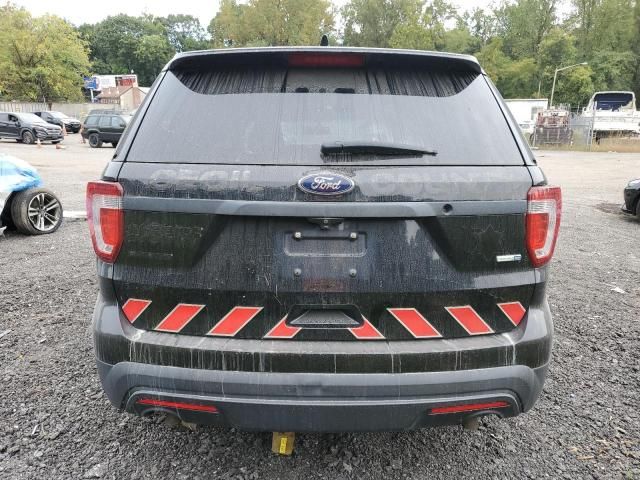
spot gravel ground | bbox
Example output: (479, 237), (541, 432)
(0, 146), (639, 479)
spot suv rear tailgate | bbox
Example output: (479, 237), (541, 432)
(113, 162), (533, 341)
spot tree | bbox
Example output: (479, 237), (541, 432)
(423, 0), (456, 49)
(343, 0), (456, 51)
(463, 8), (497, 48)
(589, 50), (637, 91)
(497, 58), (539, 98)
(494, 0), (557, 59)
(342, 0), (418, 48)
(209, 0), (334, 48)
(441, 26), (476, 54)
(474, 38), (510, 83)
(133, 34), (175, 83)
(209, 0), (248, 47)
(80, 15), (174, 85)
(162, 14), (209, 52)
(0, 5), (90, 101)
(388, 0), (436, 50)
(633, 0), (640, 97)
(553, 65), (594, 108)
(571, 0), (635, 57)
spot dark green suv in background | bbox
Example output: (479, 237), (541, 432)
(81, 111), (132, 148)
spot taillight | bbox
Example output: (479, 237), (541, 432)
(526, 186), (562, 267)
(288, 53), (365, 68)
(86, 181), (124, 263)
(429, 401), (510, 415)
(136, 398), (219, 413)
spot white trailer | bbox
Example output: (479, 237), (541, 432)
(505, 99), (549, 136)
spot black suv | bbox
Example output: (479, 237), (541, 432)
(34, 111), (81, 133)
(0, 112), (63, 144)
(81, 112), (131, 148)
(87, 48), (561, 432)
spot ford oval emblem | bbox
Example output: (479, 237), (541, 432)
(297, 172), (355, 196)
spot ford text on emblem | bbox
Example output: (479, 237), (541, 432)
(297, 172), (355, 196)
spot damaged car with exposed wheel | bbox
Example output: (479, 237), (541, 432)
(88, 47), (561, 432)
(0, 154), (63, 235)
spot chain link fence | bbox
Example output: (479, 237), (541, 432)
(529, 105), (595, 149)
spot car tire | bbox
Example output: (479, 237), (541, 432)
(10, 187), (63, 235)
(635, 198), (640, 220)
(22, 130), (35, 145)
(89, 133), (102, 148)
(111, 142), (118, 148)
(52, 140), (60, 145)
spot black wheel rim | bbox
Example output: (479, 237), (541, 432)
(27, 192), (61, 232)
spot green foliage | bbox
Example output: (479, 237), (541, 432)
(161, 14), (209, 52)
(441, 27), (476, 54)
(340, 0), (638, 103)
(497, 58), (539, 98)
(209, 0), (334, 48)
(475, 38), (509, 82)
(537, 28), (577, 72)
(1, 0), (640, 102)
(494, 0), (557, 58)
(0, 4), (90, 101)
(590, 50), (637, 90)
(342, 0), (455, 49)
(554, 65), (595, 107)
(79, 14), (181, 85)
(571, 0), (635, 57)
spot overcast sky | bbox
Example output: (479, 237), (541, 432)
(11, 0), (497, 27)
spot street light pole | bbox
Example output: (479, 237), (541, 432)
(550, 62), (588, 108)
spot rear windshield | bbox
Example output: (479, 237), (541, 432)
(128, 65), (523, 165)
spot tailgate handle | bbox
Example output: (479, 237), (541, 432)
(287, 305), (363, 329)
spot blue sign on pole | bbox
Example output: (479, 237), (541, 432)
(84, 76), (97, 90)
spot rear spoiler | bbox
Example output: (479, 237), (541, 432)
(165, 47), (483, 74)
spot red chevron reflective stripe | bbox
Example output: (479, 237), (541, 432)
(264, 316), (301, 339)
(208, 306), (263, 336)
(387, 308), (441, 338)
(122, 299), (151, 324)
(446, 306), (493, 335)
(155, 304), (205, 332)
(349, 317), (385, 340)
(498, 302), (527, 326)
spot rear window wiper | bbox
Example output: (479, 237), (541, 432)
(321, 141), (437, 156)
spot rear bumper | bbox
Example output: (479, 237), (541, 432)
(98, 359), (547, 432)
(93, 287), (553, 432)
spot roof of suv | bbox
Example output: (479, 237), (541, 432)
(166, 46), (482, 74)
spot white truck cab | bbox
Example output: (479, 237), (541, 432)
(582, 91), (640, 136)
